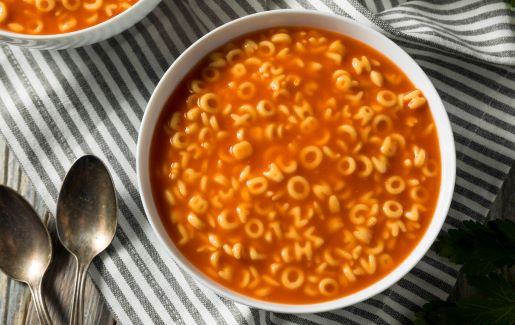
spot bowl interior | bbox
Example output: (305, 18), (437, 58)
(137, 10), (456, 313)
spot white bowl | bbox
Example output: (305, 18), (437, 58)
(0, 0), (161, 49)
(137, 10), (456, 313)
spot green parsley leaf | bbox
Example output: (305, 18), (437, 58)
(457, 274), (515, 325)
(433, 219), (515, 274)
(414, 274), (515, 325)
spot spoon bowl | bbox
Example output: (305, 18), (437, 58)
(56, 155), (117, 325)
(0, 185), (53, 325)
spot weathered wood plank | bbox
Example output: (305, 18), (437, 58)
(0, 137), (116, 325)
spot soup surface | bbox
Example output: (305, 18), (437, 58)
(0, 0), (137, 35)
(150, 27), (441, 303)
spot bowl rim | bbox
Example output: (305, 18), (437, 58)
(137, 9), (456, 314)
(0, 0), (153, 40)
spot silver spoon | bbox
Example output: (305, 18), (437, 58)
(56, 155), (117, 325)
(0, 185), (53, 325)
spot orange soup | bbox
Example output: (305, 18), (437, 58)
(0, 0), (137, 35)
(150, 27), (441, 304)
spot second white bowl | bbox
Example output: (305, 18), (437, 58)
(0, 0), (161, 49)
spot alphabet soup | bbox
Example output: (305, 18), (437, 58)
(150, 27), (441, 303)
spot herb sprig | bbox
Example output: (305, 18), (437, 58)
(414, 220), (515, 325)
(434, 220), (515, 275)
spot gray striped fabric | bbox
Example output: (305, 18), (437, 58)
(0, 0), (514, 324)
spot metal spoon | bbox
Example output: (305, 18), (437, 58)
(56, 155), (117, 325)
(0, 185), (53, 325)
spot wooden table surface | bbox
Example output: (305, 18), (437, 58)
(0, 135), (513, 325)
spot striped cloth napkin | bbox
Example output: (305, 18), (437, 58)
(1, 0), (514, 324)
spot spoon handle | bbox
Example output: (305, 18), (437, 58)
(29, 282), (52, 325)
(70, 261), (90, 325)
